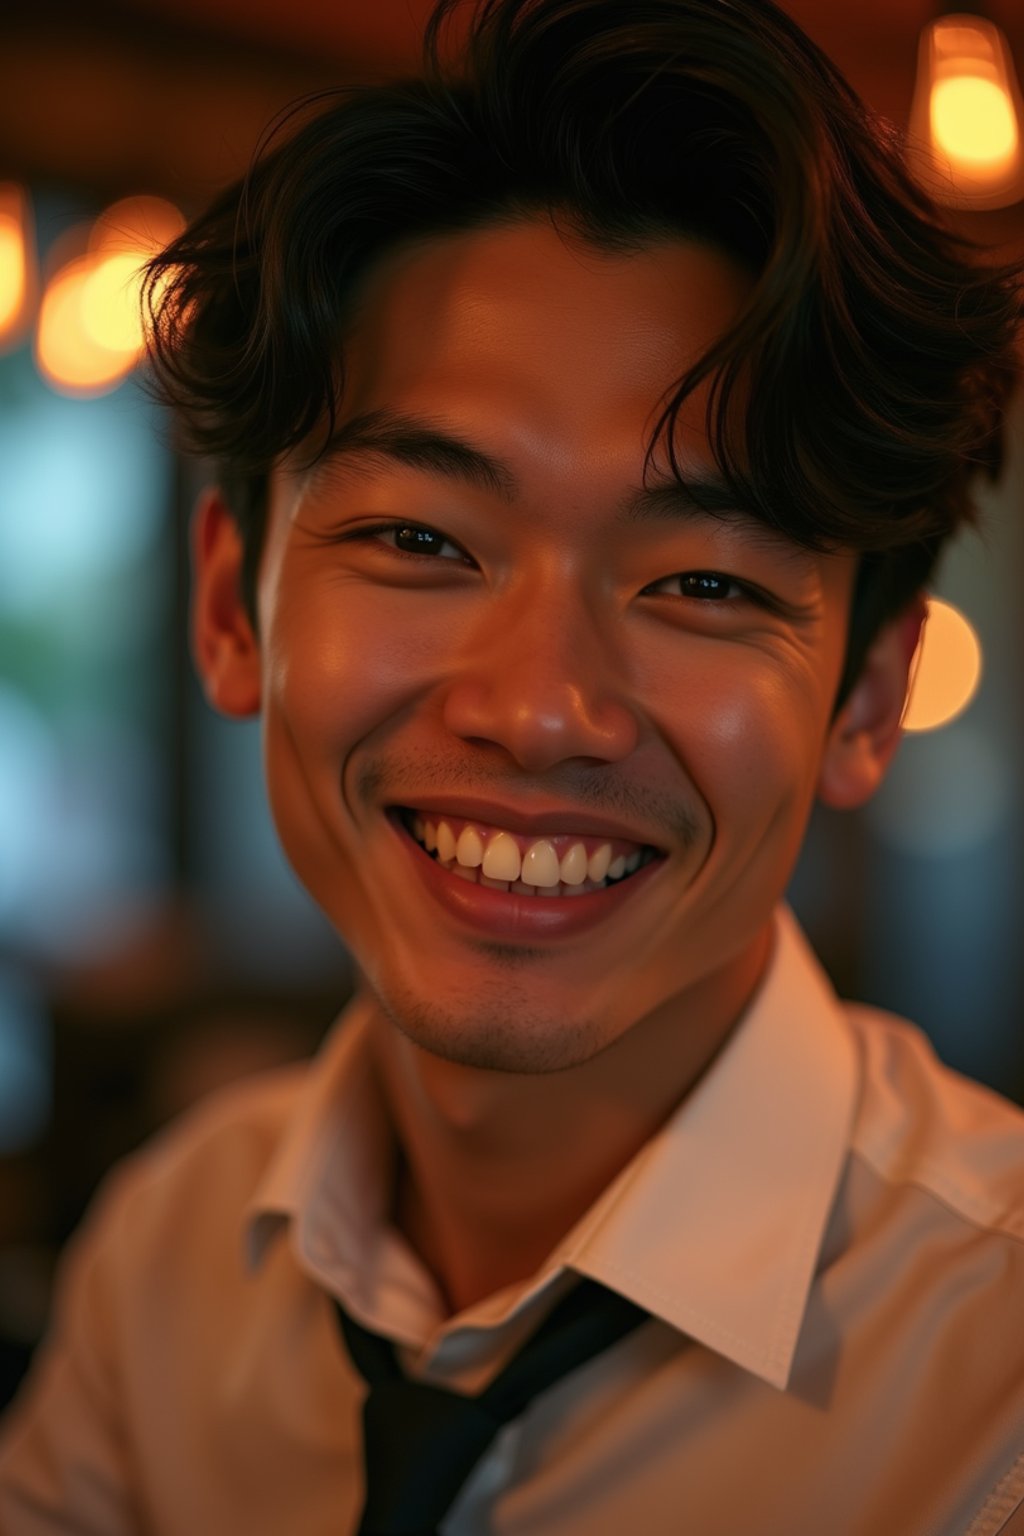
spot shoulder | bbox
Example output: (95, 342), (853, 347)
(844, 1002), (1024, 1243)
(78, 1060), (311, 1267)
(132, 1058), (307, 1184)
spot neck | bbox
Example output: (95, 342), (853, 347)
(366, 926), (773, 1316)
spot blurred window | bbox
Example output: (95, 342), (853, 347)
(0, 328), (174, 962)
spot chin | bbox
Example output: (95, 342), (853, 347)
(372, 974), (618, 1076)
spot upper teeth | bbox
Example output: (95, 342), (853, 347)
(409, 814), (643, 888)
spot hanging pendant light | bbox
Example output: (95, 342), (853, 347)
(908, 12), (1024, 210)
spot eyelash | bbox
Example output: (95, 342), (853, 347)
(348, 521), (765, 606)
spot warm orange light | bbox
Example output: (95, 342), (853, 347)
(35, 253), (137, 398)
(903, 598), (983, 733)
(931, 75), (1018, 168)
(85, 195), (185, 357)
(0, 184), (34, 349)
(0, 217), (25, 330)
(909, 15), (1024, 208)
(80, 251), (150, 354)
(34, 195), (185, 397)
(88, 194), (185, 258)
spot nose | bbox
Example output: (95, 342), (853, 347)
(440, 581), (639, 772)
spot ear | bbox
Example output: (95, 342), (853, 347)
(817, 597), (927, 810)
(190, 488), (262, 718)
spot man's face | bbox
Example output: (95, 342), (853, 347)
(228, 219), (864, 1072)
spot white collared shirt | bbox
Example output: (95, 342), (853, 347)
(3, 907), (1024, 1535)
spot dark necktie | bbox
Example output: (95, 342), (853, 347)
(335, 1275), (650, 1536)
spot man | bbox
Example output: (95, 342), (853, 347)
(2, 0), (1023, 1531)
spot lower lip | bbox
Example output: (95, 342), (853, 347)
(389, 813), (665, 941)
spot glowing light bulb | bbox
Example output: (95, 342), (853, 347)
(80, 251), (149, 355)
(903, 598), (982, 733)
(0, 184), (34, 348)
(85, 195), (186, 358)
(931, 76), (1018, 167)
(909, 15), (1024, 209)
(89, 195), (185, 259)
(0, 217), (25, 331)
(34, 194), (185, 397)
(35, 254), (136, 398)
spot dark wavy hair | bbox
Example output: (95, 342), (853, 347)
(143, 0), (1023, 704)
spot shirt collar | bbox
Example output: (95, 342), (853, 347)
(245, 987), (396, 1279)
(559, 905), (859, 1388)
(246, 905), (859, 1390)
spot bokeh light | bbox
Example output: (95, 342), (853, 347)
(909, 16), (1024, 208)
(89, 195), (184, 254)
(0, 218), (26, 331)
(931, 76), (1018, 168)
(0, 184), (33, 349)
(34, 194), (184, 399)
(903, 597), (983, 733)
(35, 252), (138, 397)
(80, 251), (151, 354)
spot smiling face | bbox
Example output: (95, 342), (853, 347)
(194, 217), (912, 1073)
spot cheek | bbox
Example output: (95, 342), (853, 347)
(651, 646), (829, 820)
(262, 582), (445, 756)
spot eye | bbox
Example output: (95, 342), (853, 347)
(644, 570), (748, 602)
(328, 519), (473, 565)
(380, 523), (468, 561)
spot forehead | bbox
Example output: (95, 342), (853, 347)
(331, 217), (751, 462)
(270, 218), (761, 559)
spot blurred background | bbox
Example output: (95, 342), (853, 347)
(0, 0), (1022, 1409)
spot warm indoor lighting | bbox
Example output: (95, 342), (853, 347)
(79, 251), (152, 355)
(35, 251), (138, 398)
(903, 597), (983, 733)
(932, 76), (1018, 165)
(34, 195), (185, 398)
(89, 194), (186, 259)
(0, 184), (35, 350)
(85, 195), (185, 356)
(909, 15), (1024, 208)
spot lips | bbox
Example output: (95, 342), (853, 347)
(388, 803), (665, 940)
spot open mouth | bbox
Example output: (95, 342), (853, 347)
(395, 807), (661, 898)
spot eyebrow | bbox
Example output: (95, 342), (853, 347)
(312, 407), (759, 526)
(313, 409), (518, 503)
